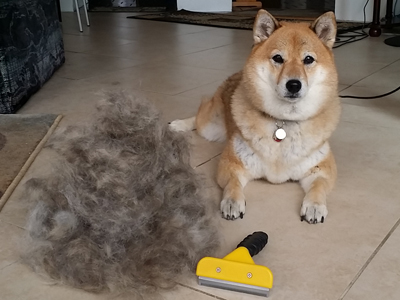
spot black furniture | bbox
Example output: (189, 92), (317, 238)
(0, 0), (65, 114)
(370, 0), (398, 37)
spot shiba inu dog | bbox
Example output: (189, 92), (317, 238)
(170, 10), (341, 224)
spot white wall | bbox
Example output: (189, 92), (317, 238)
(60, 0), (85, 12)
(60, 0), (74, 12)
(335, 0), (400, 22)
(177, 0), (232, 12)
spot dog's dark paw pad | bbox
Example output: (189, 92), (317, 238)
(300, 202), (327, 225)
(220, 198), (246, 221)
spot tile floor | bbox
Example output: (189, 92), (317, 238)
(1, 11), (400, 300)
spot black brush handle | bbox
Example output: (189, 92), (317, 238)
(236, 231), (268, 257)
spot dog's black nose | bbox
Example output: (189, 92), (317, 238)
(286, 80), (302, 94)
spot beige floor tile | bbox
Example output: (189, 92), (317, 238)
(18, 80), (120, 119)
(352, 59), (400, 89)
(0, 220), (24, 270)
(0, 263), (107, 300)
(17, 76), (77, 113)
(201, 27), (253, 39)
(81, 40), (178, 62)
(190, 132), (224, 168)
(119, 18), (212, 35)
(82, 30), (241, 62)
(83, 63), (230, 95)
(160, 42), (251, 72)
(17, 77), (88, 116)
(335, 59), (387, 86)
(333, 36), (400, 86)
(55, 51), (143, 80)
(0, 263), (221, 300)
(62, 33), (133, 53)
(333, 36), (400, 65)
(145, 92), (200, 122)
(148, 29), (238, 52)
(176, 80), (223, 99)
(341, 102), (400, 129)
(160, 283), (223, 300)
(342, 221), (400, 300)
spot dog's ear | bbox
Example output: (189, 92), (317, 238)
(253, 10), (280, 45)
(311, 11), (337, 49)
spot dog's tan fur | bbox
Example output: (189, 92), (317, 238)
(170, 10), (341, 224)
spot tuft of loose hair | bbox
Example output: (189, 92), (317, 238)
(21, 91), (219, 297)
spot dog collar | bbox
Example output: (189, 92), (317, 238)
(259, 111), (287, 142)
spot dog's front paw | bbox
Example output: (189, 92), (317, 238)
(300, 201), (327, 224)
(220, 198), (245, 220)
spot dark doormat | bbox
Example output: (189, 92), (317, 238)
(0, 114), (62, 211)
(127, 10), (365, 34)
(384, 36), (400, 47)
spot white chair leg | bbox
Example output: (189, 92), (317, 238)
(74, 0), (83, 32)
(82, 0), (90, 27)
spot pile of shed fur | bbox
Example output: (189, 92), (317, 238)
(21, 91), (219, 297)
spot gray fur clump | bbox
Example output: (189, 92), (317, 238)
(22, 91), (219, 296)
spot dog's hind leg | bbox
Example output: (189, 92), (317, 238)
(170, 94), (227, 142)
(170, 72), (242, 141)
(169, 116), (196, 132)
(300, 150), (337, 224)
(195, 95), (227, 142)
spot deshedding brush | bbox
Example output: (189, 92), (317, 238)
(196, 231), (273, 297)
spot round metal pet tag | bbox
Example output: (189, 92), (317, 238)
(273, 128), (286, 142)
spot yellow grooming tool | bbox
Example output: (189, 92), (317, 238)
(196, 232), (273, 297)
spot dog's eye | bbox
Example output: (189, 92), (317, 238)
(272, 55), (284, 64)
(304, 56), (315, 65)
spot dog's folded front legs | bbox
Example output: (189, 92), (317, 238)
(300, 151), (337, 224)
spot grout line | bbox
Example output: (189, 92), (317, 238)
(0, 260), (20, 272)
(177, 283), (228, 300)
(338, 217), (400, 300)
(339, 85), (351, 92)
(0, 219), (26, 231)
(194, 153), (221, 169)
(342, 58), (400, 90)
(174, 81), (217, 97)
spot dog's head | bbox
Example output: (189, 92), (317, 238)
(244, 10), (338, 121)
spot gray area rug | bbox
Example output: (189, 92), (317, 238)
(0, 114), (61, 209)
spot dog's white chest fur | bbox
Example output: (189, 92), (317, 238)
(233, 121), (330, 184)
